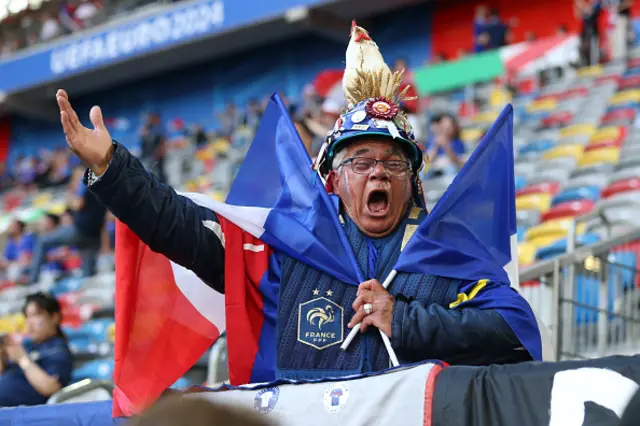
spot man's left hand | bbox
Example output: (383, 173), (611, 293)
(348, 279), (394, 337)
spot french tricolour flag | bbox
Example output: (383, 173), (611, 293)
(113, 94), (365, 417)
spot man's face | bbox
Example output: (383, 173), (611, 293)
(331, 139), (412, 238)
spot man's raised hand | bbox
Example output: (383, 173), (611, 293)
(56, 89), (113, 175)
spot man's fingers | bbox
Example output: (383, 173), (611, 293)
(347, 309), (366, 328)
(356, 279), (376, 295)
(60, 111), (77, 143)
(360, 314), (377, 333)
(90, 106), (106, 131)
(56, 92), (82, 132)
(352, 289), (374, 311)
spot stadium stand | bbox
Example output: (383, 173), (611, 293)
(0, 0), (639, 417)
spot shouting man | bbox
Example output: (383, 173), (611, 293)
(55, 23), (541, 383)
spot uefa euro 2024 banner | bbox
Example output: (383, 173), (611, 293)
(49, 0), (224, 76)
(0, 0), (329, 94)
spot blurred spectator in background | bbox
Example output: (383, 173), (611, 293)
(139, 112), (167, 183)
(245, 98), (263, 129)
(473, 5), (491, 53)
(28, 166), (106, 284)
(609, 0), (633, 62)
(0, 293), (72, 407)
(218, 101), (242, 138)
(575, 0), (602, 66)
(424, 113), (465, 178)
(37, 214), (68, 281)
(293, 119), (315, 158)
(39, 12), (63, 42)
(192, 125), (209, 148)
(0, 220), (35, 282)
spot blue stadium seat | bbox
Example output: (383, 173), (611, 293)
(71, 358), (114, 382)
(535, 233), (601, 260)
(515, 175), (527, 191)
(50, 278), (85, 296)
(518, 139), (555, 156)
(551, 185), (600, 206)
(171, 377), (192, 389)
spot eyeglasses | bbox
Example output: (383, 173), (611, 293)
(340, 157), (410, 177)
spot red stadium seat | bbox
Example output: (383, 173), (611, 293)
(541, 111), (573, 128)
(516, 182), (561, 198)
(585, 139), (624, 151)
(621, 75), (640, 89)
(595, 74), (622, 86)
(601, 108), (636, 124)
(561, 86), (589, 99)
(601, 177), (640, 198)
(540, 200), (595, 222)
(628, 57), (640, 68)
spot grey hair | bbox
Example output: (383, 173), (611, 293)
(331, 149), (349, 171)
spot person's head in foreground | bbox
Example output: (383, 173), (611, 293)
(316, 22), (424, 238)
(127, 395), (276, 426)
(23, 292), (64, 344)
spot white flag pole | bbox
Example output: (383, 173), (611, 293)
(341, 270), (399, 366)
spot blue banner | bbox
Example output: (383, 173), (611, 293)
(0, 0), (328, 94)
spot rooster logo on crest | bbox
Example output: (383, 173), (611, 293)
(306, 305), (336, 329)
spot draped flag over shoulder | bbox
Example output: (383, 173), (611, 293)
(113, 93), (365, 416)
(395, 105), (544, 361)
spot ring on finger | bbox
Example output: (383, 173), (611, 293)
(363, 303), (373, 315)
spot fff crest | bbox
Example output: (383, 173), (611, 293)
(298, 297), (344, 350)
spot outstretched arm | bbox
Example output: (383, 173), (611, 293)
(57, 89), (225, 292)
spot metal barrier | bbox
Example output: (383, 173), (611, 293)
(520, 217), (640, 361)
(48, 379), (115, 404)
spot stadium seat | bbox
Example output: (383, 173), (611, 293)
(461, 128), (484, 144)
(518, 241), (539, 268)
(516, 193), (552, 213)
(585, 139), (624, 151)
(514, 175), (527, 191)
(71, 358), (114, 382)
(601, 107), (635, 124)
(535, 233), (601, 260)
(606, 168), (640, 187)
(516, 210), (541, 228)
(516, 182), (561, 198)
(543, 144), (584, 162)
(525, 218), (586, 245)
(601, 177), (640, 198)
(610, 89), (640, 105)
(518, 139), (555, 156)
(559, 124), (596, 139)
(589, 126), (627, 145)
(541, 200), (595, 222)
(541, 111), (573, 128)
(578, 147), (620, 167)
(528, 98), (558, 114)
(472, 110), (499, 125)
(577, 65), (604, 78)
(553, 187), (602, 207)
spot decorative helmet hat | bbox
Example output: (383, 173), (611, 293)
(314, 21), (425, 206)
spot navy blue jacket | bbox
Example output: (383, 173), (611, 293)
(87, 143), (532, 366)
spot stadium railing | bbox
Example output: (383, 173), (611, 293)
(520, 220), (640, 361)
(47, 379), (115, 404)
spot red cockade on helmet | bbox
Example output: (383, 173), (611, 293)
(365, 97), (399, 120)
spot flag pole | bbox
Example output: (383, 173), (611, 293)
(341, 270), (398, 365)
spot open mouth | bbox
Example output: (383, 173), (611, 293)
(366, 190), (390, 217)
